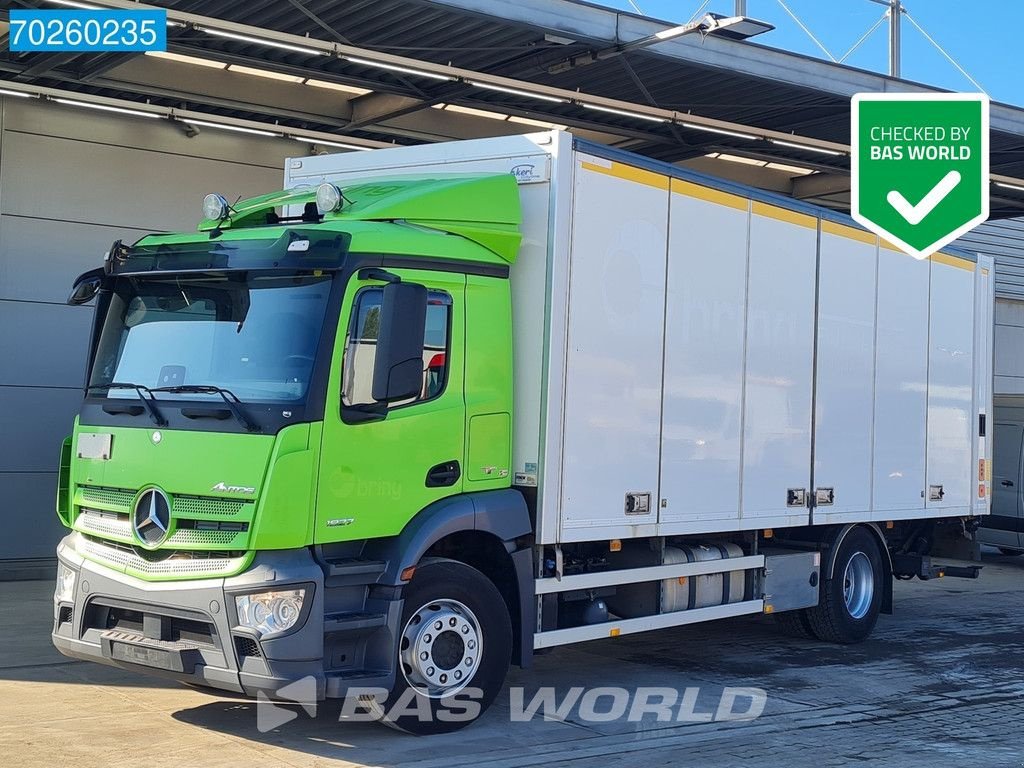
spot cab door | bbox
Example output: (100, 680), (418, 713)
(315, 267), (466, 543)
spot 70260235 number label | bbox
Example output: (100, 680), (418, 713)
(8, 9), (167, 53)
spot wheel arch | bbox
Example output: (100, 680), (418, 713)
(363, 489), (534, 667)
(822, 523), (893, 615)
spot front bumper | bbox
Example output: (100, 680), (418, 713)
(52, 533), (328, 699)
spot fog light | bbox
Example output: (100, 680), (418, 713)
(55, 563), (76, 603)
(315, 182), (343, 214)
(203, 193), (230, 221)
(235, 588), (306, 636)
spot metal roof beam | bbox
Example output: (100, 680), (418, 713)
(791, 173), (851, 200)
(72, 0), (849, 156)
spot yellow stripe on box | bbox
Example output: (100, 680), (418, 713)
(931, 251), (974, 272)
(752, 201), (816, 230)
(670, 178), (748, 211)
(821, 220), (876, 245)
(580, 161), (669, 191)
(881, 239), (976, 272)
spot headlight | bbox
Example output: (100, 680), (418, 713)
(55, 563), (76, 603)
(235, 588), (306, 636)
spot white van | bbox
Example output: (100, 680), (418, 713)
(980, 397), (1024, 554)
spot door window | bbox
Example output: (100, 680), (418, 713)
(342, 287), (452, 408)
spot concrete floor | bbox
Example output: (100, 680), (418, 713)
(2, 550), (1023, 768)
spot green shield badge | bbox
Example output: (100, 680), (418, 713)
(852, 93), (989, 259)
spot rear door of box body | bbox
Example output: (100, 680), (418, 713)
(736, 202), (818, 530)
(926, 255), (977, 515)
(812, 223), (879, 525)
(658, 181), (750, 535)
(659, 186), (815, 533)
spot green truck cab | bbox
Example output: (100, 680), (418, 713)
(52, 174), (533, 734)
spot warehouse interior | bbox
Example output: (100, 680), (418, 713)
(2, 0), (1024, 575)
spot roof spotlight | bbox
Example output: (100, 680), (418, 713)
(316, 182), (344, 214)
(203, 193), (230, 221)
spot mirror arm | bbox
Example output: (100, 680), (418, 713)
(358, 267), (401, 284)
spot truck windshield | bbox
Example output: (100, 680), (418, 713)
(89, 272), (332, 403)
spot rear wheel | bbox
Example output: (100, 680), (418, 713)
(366, 558), (511, 735)
(805, 528), (885, 644)
(773, 608), (816, 639)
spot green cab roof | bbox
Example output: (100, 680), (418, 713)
(197, 173), (523, 264)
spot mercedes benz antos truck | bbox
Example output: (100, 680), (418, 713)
(52, 132), (993, 733)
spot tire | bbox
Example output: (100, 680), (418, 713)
(805, 528), (885, 644)
(773, 609), (816, 639)
(997, 547), (1022, 557)
(366, 558), (512, 735)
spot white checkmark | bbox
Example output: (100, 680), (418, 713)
(886, 170), (961, 225)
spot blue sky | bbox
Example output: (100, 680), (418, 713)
(596, 1), (1020, 107)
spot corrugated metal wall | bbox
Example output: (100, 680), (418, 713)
(0, 96), (293, 572)
(954, 217), (1024, 395)
(955, 217), (1024, 300)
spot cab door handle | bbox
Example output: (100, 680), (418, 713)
(1002, 480), (1014, 487)
(426, 461), (461, 488)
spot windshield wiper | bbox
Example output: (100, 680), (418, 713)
(150, 385), (261, 433)
(88, 382), (167, 427)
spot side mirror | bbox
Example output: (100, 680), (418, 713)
(371, 281), (427, 402)
(68, 268), (106, 306)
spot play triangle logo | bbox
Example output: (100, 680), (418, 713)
(256, 675), (318, 732)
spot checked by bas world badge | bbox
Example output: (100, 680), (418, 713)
(851, 92), (989, 259)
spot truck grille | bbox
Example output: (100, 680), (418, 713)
(74, 485), (254, 552)
(80, 535), (249, 578)
(79, 486), (247, 518)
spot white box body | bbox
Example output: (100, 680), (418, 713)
(285, 131), (994, 545)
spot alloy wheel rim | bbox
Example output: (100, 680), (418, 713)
(843, 551), (875, 620)
(400, 598), (482, 698)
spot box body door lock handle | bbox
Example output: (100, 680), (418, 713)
(787, 488), (807, 507)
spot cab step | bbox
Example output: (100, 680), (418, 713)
(323, 557), (387, 586)
(323, 611), (388, 635)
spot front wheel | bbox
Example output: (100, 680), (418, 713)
(805, 527), (885, 644)
(366, 558), (511, 735)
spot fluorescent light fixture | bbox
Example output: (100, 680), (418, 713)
(291, 136), (372, 151)
(343, 56), (454, 81)
(682, 122), (759, 140)
(199, 27), (325, 57)
(305, 79), (371, 96)
(145, 51), (227, 70)
(770, 138), (844, 156)
(468, 81), (566, 104)
(53, 98), (160, 119)
(227, 64), (304, 83)
(0, 88), (34, 99)
(434, 103), (511, 121)
(184, 119), (280, 137)
(44, 0), (98, 8)
(581, 103), (667, 123)
(711, 152), (766, 166)
(995, 181), (1024, 193)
